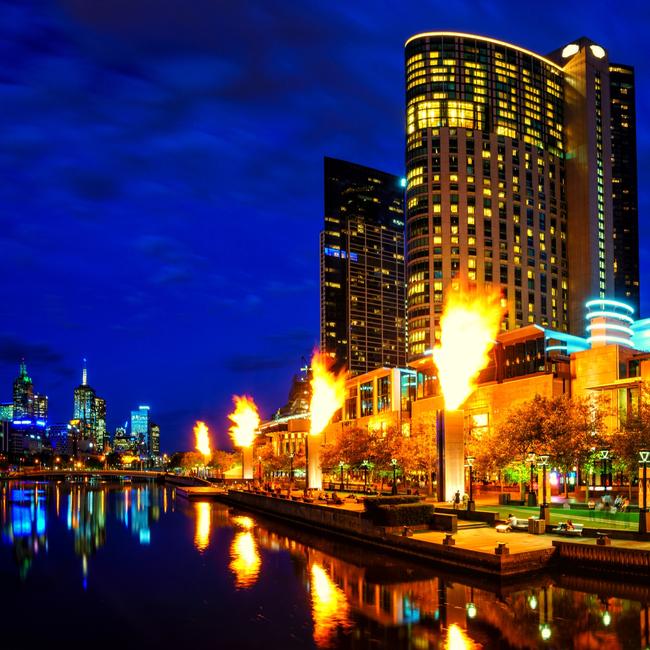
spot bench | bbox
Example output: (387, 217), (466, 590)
(552, 522), (584, 536)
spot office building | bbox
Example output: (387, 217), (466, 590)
(404, 33), (639, 357)
(0, 403), (13, 422)
(321, 157), (406, 374)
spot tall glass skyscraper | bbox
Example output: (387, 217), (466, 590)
(404, 33), (639, 357)
(320, 157), (406, 374)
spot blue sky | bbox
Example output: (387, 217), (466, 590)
(2, 0), (649, 451)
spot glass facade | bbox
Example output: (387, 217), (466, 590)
(405, 33), (568, 358)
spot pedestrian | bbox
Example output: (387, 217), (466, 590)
(453, 490), (461, 509)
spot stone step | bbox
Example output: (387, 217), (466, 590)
(457, 521), (489, 530)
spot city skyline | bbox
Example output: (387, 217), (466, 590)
(2, 1), (649, 450)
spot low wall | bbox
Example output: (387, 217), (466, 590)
(553, 540), (650, 576)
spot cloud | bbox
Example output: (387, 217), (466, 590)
(0, 334), (74, 377)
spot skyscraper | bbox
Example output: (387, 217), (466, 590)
(72, 359), (106, 449)
(320, 157), (406, 374)
(404, 33), (639, 357)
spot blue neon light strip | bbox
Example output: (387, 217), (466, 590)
(585, 299), (634, 314)
(585, 310), (634, 324)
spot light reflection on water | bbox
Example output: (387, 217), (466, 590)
(1, 481), (649, 649)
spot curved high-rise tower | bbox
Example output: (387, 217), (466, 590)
(404, 33), (637, 359)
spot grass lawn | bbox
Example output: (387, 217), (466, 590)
(478, 504), (639, 530)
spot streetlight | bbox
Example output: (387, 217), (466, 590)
(639, 449), (650, 534)
(391, 458), (398, 496)
(599, 449), (610, 496)
(466, 456), (475, 511)
(339, 460), (345, 492)
(538, 454), (550, 522)
(527, 451), (537, 506)
(361, 460), (370, 493)
(289, 452), (294, 491)
(257, 455), (262, 482)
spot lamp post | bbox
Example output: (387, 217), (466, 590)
(339, 460), (345, 492)
(639, 449), (650, 535)
(466, 456), (475, 511)
(526, 451), (537, 506)
(257, 455), (262, 482)
(538, 454), (550, 522)
(391, 458), (398, 496)
(599, 449), (610, 497)
(289, 452), (294, 491)
(361, 460), (369, 493)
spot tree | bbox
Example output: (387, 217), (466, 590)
(610, 382), (650, 501)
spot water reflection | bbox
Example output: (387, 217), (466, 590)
(310, 563), (351, 648)
(1, 480), (163, 583)
(229, 531), (261, 589)
(194, 502), (211, 552)
(1, 483), (650, 649)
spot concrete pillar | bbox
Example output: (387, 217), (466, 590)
(242, 446), (253, 480)
(437, 409), (464, 502)
(307, 433), (322, 490)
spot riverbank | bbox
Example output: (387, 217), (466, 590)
(216, 488), (650, 579)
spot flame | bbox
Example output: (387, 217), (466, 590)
(310, 563), (351, 647)
(229, 531), (261, 589)
(309, 352), (346, 436)
(228, 396), (260, 448)
(445, 624), (476, 650)
(193, 421), (211, 459)
(194, 501), (211, 552)
(432, 287), (503, 410)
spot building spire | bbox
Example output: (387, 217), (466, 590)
(82, 358), (87, 386)
(19, 357), (27, 377)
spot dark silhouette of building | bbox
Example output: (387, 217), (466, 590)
(321, 157), (406, 374)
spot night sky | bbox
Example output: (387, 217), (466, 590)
(2, 0), (649, 452)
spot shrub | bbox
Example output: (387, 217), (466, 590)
(363, 495), (422, 515)
(366, 503), (434, 526)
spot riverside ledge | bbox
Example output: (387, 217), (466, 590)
(220, 489), (555, 577)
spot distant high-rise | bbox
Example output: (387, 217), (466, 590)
(13, 359), (34, 419)
(131, 406), (150, 454)
(149, 423), (160, 456)
(72, 359), (106, 449)
(0, 403), (13, 422)
(320, 157), (406, 374)
(404, 33), (640, 356)
(34, 394), (48, 421)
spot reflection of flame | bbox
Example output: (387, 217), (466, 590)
(194, 421), (212, 459)
(433, 288), (503, 410)
(228, 396), (260, 448)
(310, 563), (351, 647)
(194, 502), (211, 552)
(229, 531), (261, 588)
(231, 515), (254, 530)
(445, 624), (476, 650)
(309, 352), (346, 436)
